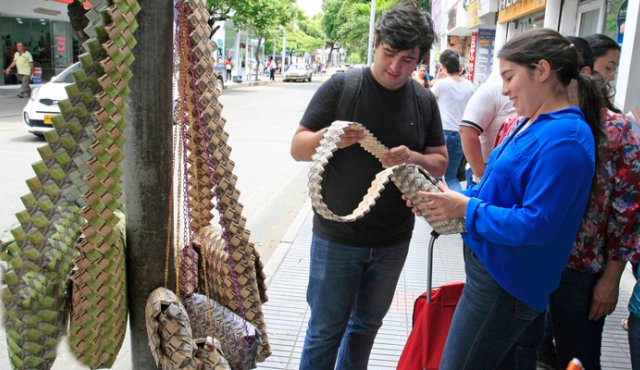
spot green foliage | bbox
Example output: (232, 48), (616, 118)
(322, 0), (398, 62)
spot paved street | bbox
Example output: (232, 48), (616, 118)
(0, 78), (636, 369)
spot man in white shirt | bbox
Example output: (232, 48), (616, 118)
(459, 76), (515, 182)
(4, 42), (34, 98)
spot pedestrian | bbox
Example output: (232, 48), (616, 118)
(459, 75), (515, 183)
(538, 35), (640, 370)
(412, 64), (429, 88)
(224, 57), (232, 81)
(3, 42), (33, 98)
(267, 56), (276, 81)
(585, 33), (620, 83)
(289, 3), (446, 369)
(407, 28), (604, 370)
(430, 49), (475, 191)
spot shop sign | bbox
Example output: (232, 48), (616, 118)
(474, 28), (496, 86)
(497, 0), (546, 23)
(467, 32), (477, 83)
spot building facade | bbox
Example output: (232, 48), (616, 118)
(432, 0), (638, 112)
(0, 0), (89, 84)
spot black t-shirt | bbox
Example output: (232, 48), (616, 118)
(300, 67), (444, 247)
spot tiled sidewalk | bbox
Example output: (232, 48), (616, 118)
(258, 204), (633, 370)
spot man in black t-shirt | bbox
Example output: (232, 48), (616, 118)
(290, 3), (446, 369)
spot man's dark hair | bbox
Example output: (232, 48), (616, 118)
(374, 1), (436, 61)
(439, 49), (460, 74)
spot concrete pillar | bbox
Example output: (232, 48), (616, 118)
(559, 0), (579, 35)
(544, 0), (562, 30)
(123, 0), (174, 369)
(492, 21), (508, 69)
(615, 0), (640, 112)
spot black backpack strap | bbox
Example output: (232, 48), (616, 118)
(336, 68), (363, 121)
(411, 78), (428, 115)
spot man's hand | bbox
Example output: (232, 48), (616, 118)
(405, 182), (469, 219)
(380, 145), (412, 168)
(336, 127), (365, 149)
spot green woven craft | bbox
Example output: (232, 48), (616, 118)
(66, 0), (140, 367)
(0, 0), (140, 368)
(1, 205), (83, 369)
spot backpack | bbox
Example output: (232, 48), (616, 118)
(336, 67), (434, 121)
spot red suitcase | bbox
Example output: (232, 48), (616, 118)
(397, 231), (465, 370)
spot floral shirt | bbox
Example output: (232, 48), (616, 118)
(569, 110), (640, 274)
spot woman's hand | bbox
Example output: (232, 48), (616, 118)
(405, 182), (469, 220)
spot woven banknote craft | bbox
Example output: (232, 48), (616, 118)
(145, 287), (230, 370)
(0, 0), (140, 367)
(308, 120), (466, 235)
(143, 0), (271, 368)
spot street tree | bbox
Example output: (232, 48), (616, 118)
(231, 0), (296, 80)
(320, 0), (345, 66)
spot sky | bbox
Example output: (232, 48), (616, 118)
(296, 0), (323, 17)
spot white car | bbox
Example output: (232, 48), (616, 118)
(284, 63), (313, 82)
(22, 62), (81, 136)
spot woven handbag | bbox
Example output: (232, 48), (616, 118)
(145, 287), (230, 370)
(184, 293), (262, 370)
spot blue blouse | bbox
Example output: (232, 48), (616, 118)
(462, 107), (596, 312)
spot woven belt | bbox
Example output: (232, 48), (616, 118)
(308, 121), (466, 235)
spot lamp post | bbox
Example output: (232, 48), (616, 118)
(367, 0), (376, 65)
(281, 28), (287, 72)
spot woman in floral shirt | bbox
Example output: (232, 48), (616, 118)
(545, 36), (640, 370)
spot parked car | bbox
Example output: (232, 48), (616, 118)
(284, 63), (313, 82)
(319, 66), (347, 84)
(22, 62), (81, 136)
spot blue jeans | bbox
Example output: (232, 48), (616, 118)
(549, 268), (604, 370)
(299, 234), (410, 370)
(440, 246), (543, 370)
(444, 130), (463, 192)
(630, 313), (640, 370)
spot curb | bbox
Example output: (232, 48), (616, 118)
(223, 79), (283, 91)
(263, 199), (311, 287)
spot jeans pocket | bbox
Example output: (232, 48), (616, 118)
(466, 247), (486, 271)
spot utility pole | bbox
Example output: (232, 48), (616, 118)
(282, 28), (287, 70)
(123, 0), (174, 369)
(367, 0), (376, 65)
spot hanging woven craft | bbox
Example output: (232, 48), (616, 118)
(145, 287), (230, 370)
(66, 0), (141, 367)
(0, 0), (140, 368)
(170, 0), (271, 364)
(183, 293), (262, 370)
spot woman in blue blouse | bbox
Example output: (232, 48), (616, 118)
(408, 29), (605, 369)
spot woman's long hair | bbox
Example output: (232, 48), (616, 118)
(498, 29), (604, 149)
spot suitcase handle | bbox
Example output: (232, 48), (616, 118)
(426, 230), (440, 303)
